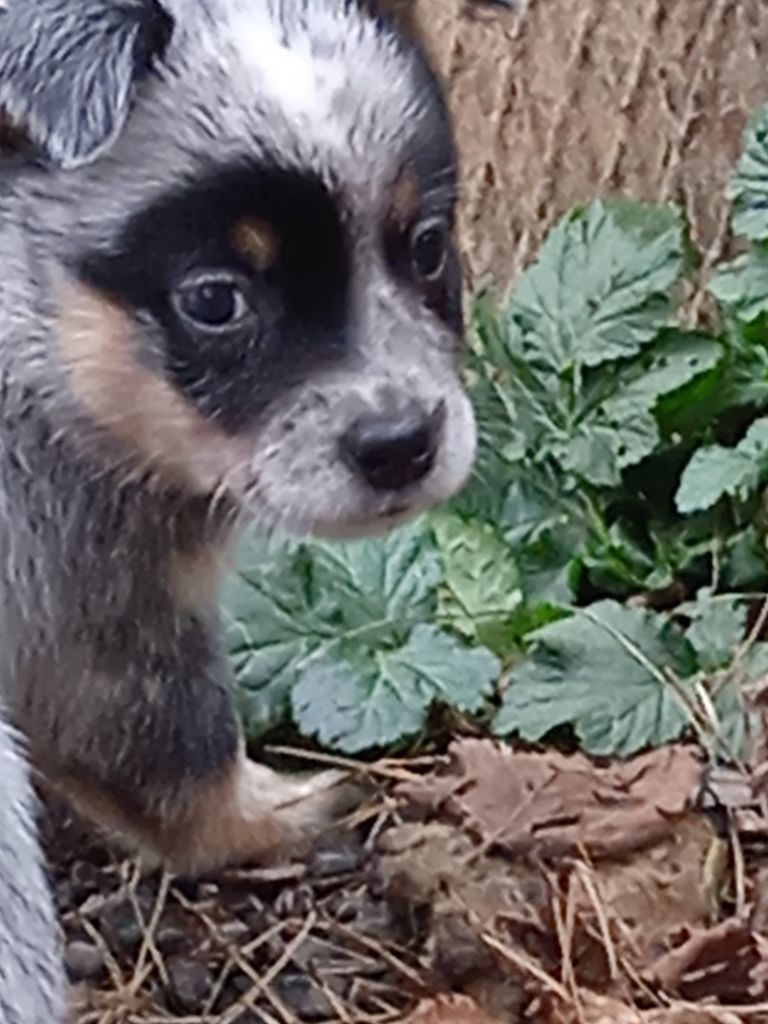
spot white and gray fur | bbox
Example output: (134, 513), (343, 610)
(0, 0), (477, 1019)
(0, 717), (64, 1024)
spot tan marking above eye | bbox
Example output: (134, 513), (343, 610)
(231, 218), (279, 272)
(387, 164), (421, 230)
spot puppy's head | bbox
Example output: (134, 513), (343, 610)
(0, 0), (476, 538)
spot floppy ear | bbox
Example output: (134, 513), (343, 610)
(0, 0), (173, 168)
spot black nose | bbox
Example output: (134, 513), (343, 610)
(340, 401), (443, 491)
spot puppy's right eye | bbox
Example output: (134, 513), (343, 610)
(174, 275), (250, 329)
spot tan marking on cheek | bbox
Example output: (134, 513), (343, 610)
(388, 164), (421, 230)
(55, 279), (254, 494)
(232, 218), (279, 271)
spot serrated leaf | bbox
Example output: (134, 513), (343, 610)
(505, 200), (683, 373)
(552, 409), (659, 487)
(614, 331), (723, 407)
(466, 209), (705, 490)
(682, 595), (748, 671)
(432, 510), (523, 654)
(676, 417), (768, 514)
(711, 248), (768, 322)
(712, 684), (754, 762)
(224, 536), (320, 732)
(730, 106), (768, 242)
(499, 464), (589, 603)
(600, 197), (685, 242)
(582, 521), (660, 595)
(494, 599), (697, 756)
(292, 626), (500, 752)
(223, 521), (443, 739)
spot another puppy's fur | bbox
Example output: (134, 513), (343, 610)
(0, 0), (475, 1014)
(0, 718), (64, 1024)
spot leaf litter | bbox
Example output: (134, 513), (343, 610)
(48, 733), (768, 1023)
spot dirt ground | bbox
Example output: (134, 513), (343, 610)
(52, 740), (768, 1024)
(51, 2), (768, 1022)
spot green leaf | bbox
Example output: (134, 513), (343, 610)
(559, 331), (722, 487)
(723, 527), (768, 589)
(500, 464), (589, 603)
(711, 248), (768, 322)
(708, 644), (768, 761)
(494, 599), (697, 756)
(292, 626), (500, 753)
(224, 522), (443, 738)
(224, 534), (320, 732)
(468, 207), (707, 489)
(682, 594), (748, 671)
(582, 521), (661, 596)
(505, 200), (683, 373)
(676, 417), (768, 514)
(730, 106), (768, 242)
(432, 511), (523, 654)
(613, 330), (723, 408)
(600, 197), (685, 243)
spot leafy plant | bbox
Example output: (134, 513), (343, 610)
(224, 522), (500, 753)
(494, 600), (698, 757)
(224, 102), (768, 760)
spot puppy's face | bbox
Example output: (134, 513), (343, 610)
(45, 0), (477, 537)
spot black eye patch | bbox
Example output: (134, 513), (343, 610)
(74, 162), (350, 433)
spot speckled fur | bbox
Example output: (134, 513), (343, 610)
(0, 1), (475, 1017)
(0, 717), (64, 1024)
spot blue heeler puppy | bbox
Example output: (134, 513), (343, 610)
(0, 0), (476, 1017)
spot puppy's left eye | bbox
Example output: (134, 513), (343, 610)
(175, 275), (251, 329)
(410, 218), (449, 282)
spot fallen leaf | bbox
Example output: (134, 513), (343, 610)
(398, 739), (704, 859)
(384, 740), (730, 1010)
(537, 991), (742, 1024)
(564, 815), (724, 986)
(650, 918), (765, 1002)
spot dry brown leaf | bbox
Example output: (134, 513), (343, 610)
(380, 800), (726, 1009)
(564, 816), (724, 987)
(399, 993), (505, 1024)
(380, 822), (543, 1016)
(537, 991), (743, 1024)
(650, 919), (766, 1002)
(398, 740), (704, 860)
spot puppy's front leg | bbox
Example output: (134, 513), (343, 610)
(61, 749), (353, 876)
(29, 611), (354, 876)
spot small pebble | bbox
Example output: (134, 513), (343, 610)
(64, 940), (105, 981)
(166, 958), (214, 1013)
(68, 861), (103, 902)
(309, 841), (366, 878)
(275, 973), (334, 1020)
(154, 921), (188, 957)
(98, 898), (145, 956)
(219, 918), (250, 944)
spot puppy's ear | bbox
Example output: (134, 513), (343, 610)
(0, 0), (173, 168)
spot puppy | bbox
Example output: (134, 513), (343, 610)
(0, 0), (475, 879)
